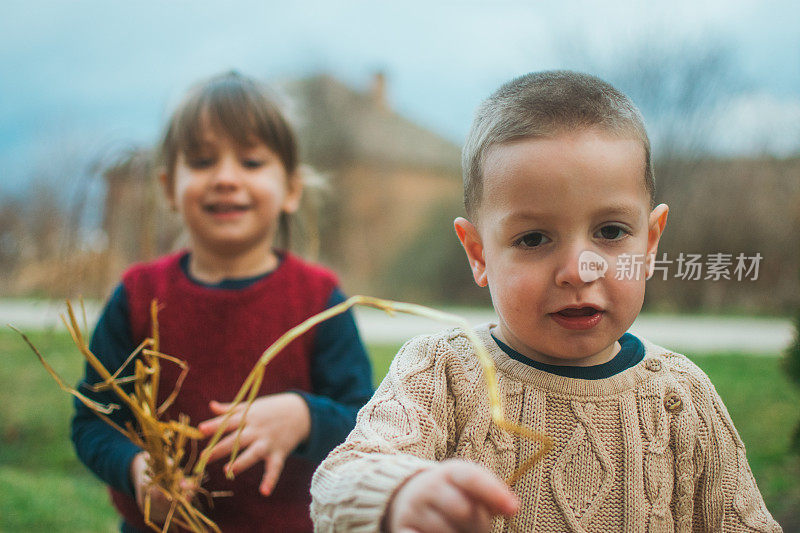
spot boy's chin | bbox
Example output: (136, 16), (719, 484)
(522, 340), (620, 367)
(495, 323), (622, 366)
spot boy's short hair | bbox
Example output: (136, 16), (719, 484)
(462, 70), (654, 218)
(159, 71), (298, 187)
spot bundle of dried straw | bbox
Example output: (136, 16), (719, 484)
(14, 295), (551, 532)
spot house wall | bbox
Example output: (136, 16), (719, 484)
(326, 163), (461, 293)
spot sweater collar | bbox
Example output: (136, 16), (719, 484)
(491, 332), (644, 380)
(475, 324), (671, 397)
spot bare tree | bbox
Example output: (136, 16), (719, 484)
(606, 39), (744, 159)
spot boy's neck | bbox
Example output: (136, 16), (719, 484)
(187, 244), (279, 284)
(491, 325), (621, 367)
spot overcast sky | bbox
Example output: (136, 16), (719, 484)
(2, 0), (799, 195)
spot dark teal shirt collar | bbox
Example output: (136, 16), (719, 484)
(179, 251), (281, 290)
(491, 332), (645, 380)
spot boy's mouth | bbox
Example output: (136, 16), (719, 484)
(203, 203), (251, 214)
(550, 306), (604, 330)
(555, 306), (600, 317)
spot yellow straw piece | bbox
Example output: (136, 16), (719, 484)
(194, 295), (552, 485)
(11, 300), (218, 533)
(15, 295), (552, 533)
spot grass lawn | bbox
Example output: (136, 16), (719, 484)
(1, 329), (798, 531)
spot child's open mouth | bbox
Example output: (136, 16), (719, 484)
(204, 204), (251, 215)
(550, 306), (604, 330)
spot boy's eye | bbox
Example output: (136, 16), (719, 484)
(241, 159), (265, 169)
(596, 225), (628, 240)
(516, 232), (549, 248)
(187, 157), (214, 169)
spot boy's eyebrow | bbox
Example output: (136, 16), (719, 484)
(591, 204), (644, 220)
(498, 204), (643, 226)
(498, 211), (549, 225)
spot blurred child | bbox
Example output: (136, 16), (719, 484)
(71, 71), (373, 532)
(310, 71), (781, 531)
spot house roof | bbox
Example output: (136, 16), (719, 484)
(284, 74), (462, 174)
(102, 75), (463, 182)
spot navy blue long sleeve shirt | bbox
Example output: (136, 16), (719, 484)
(71, 259), (373, 497)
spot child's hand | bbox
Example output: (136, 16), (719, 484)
(197, 393), (311, 496)
(130, 452), (196, 525)
(384, 459), (518, 533)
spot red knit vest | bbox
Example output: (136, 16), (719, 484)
(111, 251), (337, 532)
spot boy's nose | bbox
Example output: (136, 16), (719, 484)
(554, 244), (591, 287)
(210, 156), (242, 188)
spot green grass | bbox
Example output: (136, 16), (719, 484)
(0, 329), (119, 532)
(368, 343), (402, 386)
(1, 330), (797, 530)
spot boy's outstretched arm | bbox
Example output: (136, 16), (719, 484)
(311, 332), (511, 532)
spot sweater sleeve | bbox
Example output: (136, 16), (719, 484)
(310, 333), (453, 532)
(70, 283), (142, 497)
(292, 288), (374, 463)
(684, 363), (781, 532)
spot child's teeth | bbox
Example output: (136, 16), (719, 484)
(560, 307), (596, 317)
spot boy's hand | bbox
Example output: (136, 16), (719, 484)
(197, 393), (311, 496)
(384, 459), (518, 533)
(130, 452), (196, 524)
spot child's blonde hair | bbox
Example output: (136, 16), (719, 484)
(462, 70), (654, 219)
(159, 71), (312, 249)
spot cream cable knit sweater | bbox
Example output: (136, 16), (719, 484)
(311, 325), (781, 532)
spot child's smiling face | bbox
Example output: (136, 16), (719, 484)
(456, 128), (669, 366)
(166, 127), (301, 259)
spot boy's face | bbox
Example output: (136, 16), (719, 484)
(455, 128), (668, 366)
(162, 128), (301, 258)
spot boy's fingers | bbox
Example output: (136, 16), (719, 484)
(178, 478), (198, 497)
(225, 439), (267, 478)
(150, 486), (172, 506)
(404, 505), (458, 533)
(197, 418), (220, 436)
(427, 482), (479, 530)
(209, 400), (235, 414)
(259, 452), (286, 496)
(198, 409), (244, 436)
(145, 486), (175, 522)
(473, 505), (492, 531)
(203, 430), (248, 463)
(445, 463), (518, 516)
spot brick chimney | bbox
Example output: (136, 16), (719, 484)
(370, 71), (388, 110)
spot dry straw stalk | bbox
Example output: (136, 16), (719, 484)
(12, 300), (219, 533)
(195, 295), (552, 486)
(14, 295), (552, 532)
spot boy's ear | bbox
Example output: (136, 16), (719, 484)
(159, 171), (177, 211)
(646, 203), (669, 265)
(454, 217), (488, 287)
(281, 172), (304, 214)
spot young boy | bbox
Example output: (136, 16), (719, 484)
(310, 71), (781, 532)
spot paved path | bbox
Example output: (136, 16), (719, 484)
(353, 308), (794, 354)
(2, 299), (793, 355)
